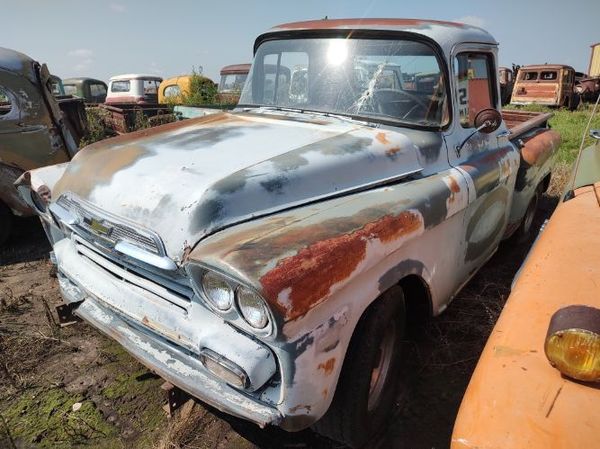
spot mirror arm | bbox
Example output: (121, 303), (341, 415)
(455, 121), (491, 157)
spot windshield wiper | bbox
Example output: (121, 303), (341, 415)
(239, 104), (377, 127)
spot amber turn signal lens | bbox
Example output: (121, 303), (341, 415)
(544, 305), (600, 382)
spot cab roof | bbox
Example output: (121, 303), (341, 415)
(220, 64), (251, 75)
(109, 73), (163, 81)
(520, 64), (575, 71)
(257, 18), (497, 56)
(63, 77), (106, 85)
(0, 47), (36, 80)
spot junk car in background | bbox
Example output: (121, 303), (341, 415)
(0, 47), (86, 245)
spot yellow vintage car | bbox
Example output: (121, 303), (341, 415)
(158, 74), (215, 104)
(452, 127), (600, 449)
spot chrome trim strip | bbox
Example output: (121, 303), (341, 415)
(115, 241), (178, 271)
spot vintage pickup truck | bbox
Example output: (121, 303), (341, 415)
(0, 47), (86, 245)
(17, 19), (560, 447)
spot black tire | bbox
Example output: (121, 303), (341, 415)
(514, 184), (542, 241)
(0, 202), (13, 246)
(312, 286), (406, 448)
(570, 93), (581, 111)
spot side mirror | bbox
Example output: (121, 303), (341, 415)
(474, 108), (502, 134)
(455, 108), (503, 157)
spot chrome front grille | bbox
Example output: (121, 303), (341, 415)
(73, 235), (194, 311)
(57, 195), (162, 255)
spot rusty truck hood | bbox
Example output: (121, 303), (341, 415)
(53, 111), (424, 261)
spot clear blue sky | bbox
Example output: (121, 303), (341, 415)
(3, 0), (598, 83)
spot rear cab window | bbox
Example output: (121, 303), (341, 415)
(143, 80), (159, 95)
(64, 84), (77, 95)
(522, 71), (538, 81)
(454, 52), (496, 128)
(90, 83), (106, 97)
(219, 74), (248, 93)
(540, 71), (557, 81)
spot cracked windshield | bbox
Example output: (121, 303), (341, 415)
(239, 37), (448, 126)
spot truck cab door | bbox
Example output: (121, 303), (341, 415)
(445, 45), (519, 272)
(0, 66), (71, 172)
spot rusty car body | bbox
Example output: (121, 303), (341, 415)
(451, 126), (600, 449)
(575, 75), (600, 103)
(17, 19), (560, 446)
(217, 64), (250, 104)
(499, 66), (514, 105)
(511, 64), (579, 109)
(0, 47), (85, 245)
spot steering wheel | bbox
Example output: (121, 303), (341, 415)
(372, 89), (429, 120)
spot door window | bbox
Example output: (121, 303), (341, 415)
(0, 87), (13, 117)
(454, 53), (496, 128)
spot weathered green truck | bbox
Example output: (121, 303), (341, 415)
(0, 47), (86, 245)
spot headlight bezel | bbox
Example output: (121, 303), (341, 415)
(236, 285), (271, 330)
(200, 270), (235, 312)
(187, 263), (275, 337)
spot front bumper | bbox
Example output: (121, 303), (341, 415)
(73, 296), (281, 427)
(54, 236), (282, 428)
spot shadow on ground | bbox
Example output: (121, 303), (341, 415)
(0, 217), (49, 266)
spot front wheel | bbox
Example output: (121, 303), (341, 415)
(514, 184), (542, 241)
(312, 286), (406, 448)
(0, 202), (13, 246)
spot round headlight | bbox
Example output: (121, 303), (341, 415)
(237, 287), (270, 329)
(201, 271), (233, 311)
(545, 305), (600, 382)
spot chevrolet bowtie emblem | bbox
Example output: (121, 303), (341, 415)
(85, 217), (112, 237)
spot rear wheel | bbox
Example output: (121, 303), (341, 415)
(0, 202), (13, 246)
(312, 286), (406, 448)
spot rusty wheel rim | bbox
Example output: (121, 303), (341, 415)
(368, 321), (397, 412)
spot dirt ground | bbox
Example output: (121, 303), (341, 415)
(0, 193), (557, 449)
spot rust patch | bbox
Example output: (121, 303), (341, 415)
(376, 132), (390, 145)
(447, 175), (461, 204)
(140, 315), (183, 343)
(520, 129), (561, 166)
(259, 211), (422, 321)
(322, 388), (328, 399)
(318, 358), (336, 376)
(289, 404), (312, 414)
(386, 146), (402, 158)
